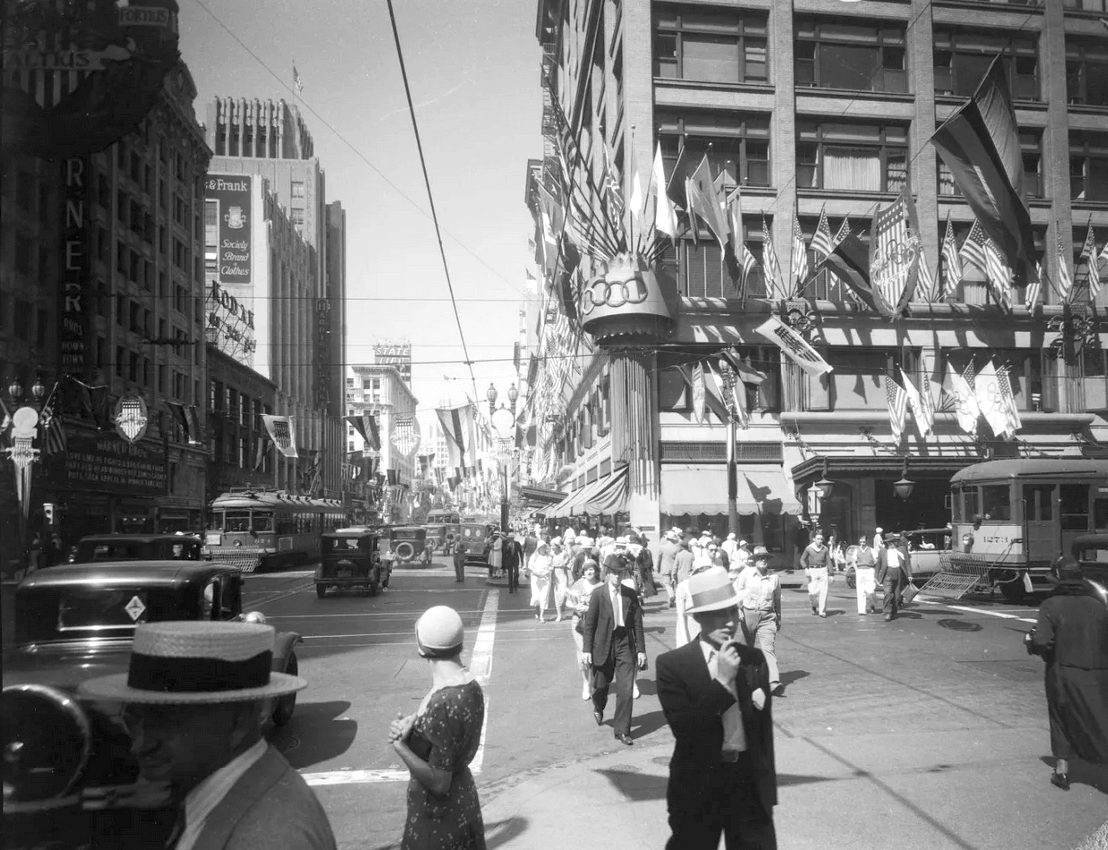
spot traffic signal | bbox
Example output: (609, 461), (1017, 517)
(43, 503), (55, 525)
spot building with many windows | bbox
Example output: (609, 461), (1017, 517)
(1, 62), (212, 546)
(204, 97), (346, 498)
(525, 0), (1108, 564)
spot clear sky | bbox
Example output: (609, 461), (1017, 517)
(180, 0), (542, 415)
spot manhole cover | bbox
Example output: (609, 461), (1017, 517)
(938, 619), (982, 632)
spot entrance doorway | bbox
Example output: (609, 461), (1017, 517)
(875, 477), (949, 532)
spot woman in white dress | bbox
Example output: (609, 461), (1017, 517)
(550, 540), (572, 622)
(528, 541), (554, 622)
(566, 560), (602, 699)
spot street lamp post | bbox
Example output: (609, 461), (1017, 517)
(4, 374), (49, 577)
(486, 383), (519, 535)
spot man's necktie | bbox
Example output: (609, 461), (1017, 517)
(612, 588), (623, 629)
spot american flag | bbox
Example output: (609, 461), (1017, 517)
(833, 216), (852, 246)
(39, 390), (67, 456)
(941, 214), (962, 297)
(995, 366), (1022, 437)
(293, 63), (304, 96)
(810, 207), (834, 260)
(884, 375), (908, 443)
(917, 255), (937, 302)
(983, 240), (1013, 310)
(1079, 223), (1101, 301)
(761, 217), (783, 298)
(1056, 230), (1074, 303)
(1026, 263), (1042, 309)
(791, 213), (809, 293)
(959, 220), (988, 276)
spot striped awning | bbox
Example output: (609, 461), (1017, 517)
(578, 466), (629, 516)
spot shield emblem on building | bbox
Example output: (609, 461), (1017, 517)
(114, 395), (149, 445)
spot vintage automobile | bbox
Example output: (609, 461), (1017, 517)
(424, 509), (461, 554)
(458, 520), (497, 565)
(386, 526), (428, 565)
(316, 529), (390, 598)
(69, 533), (202, 564)
(845, 528), (951, 588)
(1071, 533), (1108, 605)
(1, 561), (300, 848)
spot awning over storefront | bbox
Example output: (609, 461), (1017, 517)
(545, 481), (596, 519)
(578, 466), (629, 517)
(660, 465), (803, 516)
(518, 485), (567, 506)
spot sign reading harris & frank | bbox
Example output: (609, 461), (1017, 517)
(205, 175), (252, 284)
(60, 434), (168, 497)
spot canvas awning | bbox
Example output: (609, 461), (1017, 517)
(546, 480), (597, 519)
(660, 465), (803, 516)
(578, 466), (629, 517)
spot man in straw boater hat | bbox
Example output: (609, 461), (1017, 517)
(656, 568), (778, 850)
(79, 621), (337, 850)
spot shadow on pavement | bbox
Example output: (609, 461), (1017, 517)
(276, 700), (357, 770)
(595, 767), (835, 804)
(629, 708), (669, 738)
(485, 815), (531, 848)
(779, 670), (810, 688)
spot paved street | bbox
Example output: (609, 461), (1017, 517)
(243, 560), (1108, 850)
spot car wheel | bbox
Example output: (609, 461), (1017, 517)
(272, 654), (298, 727)
(395, 541), (415, 563)
(315, 584), (326, 599)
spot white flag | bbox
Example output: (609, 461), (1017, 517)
(948, 363), (979, 436)
(974, 361), (1012, 439)
(900, 368), (934, 437)
(262, 415), (298, 458)
(650, 143), (679, 239)
(754, 315), (832, 378)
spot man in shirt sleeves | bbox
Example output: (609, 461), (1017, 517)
(656, 570), (778, 850)
(581, 554), (646, 746)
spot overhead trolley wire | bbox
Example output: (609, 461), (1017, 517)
(383, 0), (479, 403)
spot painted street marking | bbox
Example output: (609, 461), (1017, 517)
(303, 590), (498, 787)
(916, 598), (1037, 624)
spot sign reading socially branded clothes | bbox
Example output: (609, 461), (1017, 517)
(754, 316), (832, 378)
(261, 415), (298, 458)
(206, 175), (252, 284)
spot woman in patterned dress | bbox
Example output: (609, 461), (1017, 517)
(390, 606), (486, 850)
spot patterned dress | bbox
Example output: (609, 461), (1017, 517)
(402, 680), (487, 850)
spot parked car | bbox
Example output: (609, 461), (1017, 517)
(70, 533), (202, 564)
(387, 526), (428, 565)
(316, 529), (390, 598)
(1071, 533), (1108, 606)
(458, 521), (497, 564)
(846, 528), (951, 588)
(2, 561), (301, 848)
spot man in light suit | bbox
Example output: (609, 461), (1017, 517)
(581, 554), (646, 746)
(81, 621), (337, 850)
(656, 569), (778, 849)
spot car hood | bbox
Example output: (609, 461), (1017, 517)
(2, 643), (132, 692)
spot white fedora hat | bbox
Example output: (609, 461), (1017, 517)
(79, 621), (306, 704)
(685, 568), (742, 614)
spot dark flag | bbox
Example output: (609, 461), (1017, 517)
(362, 412), (381, 451)
(822, 233), (898, 320)
(169, 402), (202, 445)
(73, 378), (111, 430)
(345, 414), (368, 444)
(931, 55), (1036, 285)
(39, 385), (67, 456)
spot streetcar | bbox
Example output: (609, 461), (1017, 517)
(424, 509), (461, 554)
(205, 489), (347, 571)
(947, 459), (1108, 601)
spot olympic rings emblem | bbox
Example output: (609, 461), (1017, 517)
(580, 275), (650, 315)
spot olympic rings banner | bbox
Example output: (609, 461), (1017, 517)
(578, 252), (675, 344)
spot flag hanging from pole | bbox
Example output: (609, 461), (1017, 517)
(869, 191), (922, 317)
(293, 63), (304, 96)
(691, 362), (707, 423)
(810, 207), (834, 261)
(791, 212), (809, 294)
(39, 384), (67, 456)
(261, 415), (298, 458)
(1026, 263), (1042, 309)
(821, 233), (897, 320)
(761, 217), (783, 299)
(650, 143), (679, 239)
(948, 362), (980, 436)
(984, 239), (1014, 310)
(959, 219), (989, 276)
(1056, 230), (1074, 303)
(833, 216), (852, 247)
(362, 411), (381, 451)
(1079, 223), (1101, 301)
(436, 404), (477, 469)
(884, 375), (908, 443)
(996, 365), (1022, 437)
(754, 315), (833, 378)
(900, 368), (934, 437)
(975, 360), (1014, 439)
(941, 214), (963, 297)
(686, 156), (729, 251)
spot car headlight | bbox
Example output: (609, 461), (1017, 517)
(2, 684), (92, 805)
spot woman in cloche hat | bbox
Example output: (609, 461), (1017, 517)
(389, 606), (486, 849)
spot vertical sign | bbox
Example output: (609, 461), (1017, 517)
(205, 174), (252, 284)
(60, 157), (90, 376)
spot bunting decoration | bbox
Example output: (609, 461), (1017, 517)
(931, 55), (1036, 285)
(791, 212), (809, 295)
(941, 214), (963, 298)
(755, 315), (833, 378)
(884, 375), (908, 443)
(392, 416), (420, 457)
(261, 414), (299, 458)
(900, 368), (934, 437)
(168, 402), (202, 446)
(948, 362), (980, 436)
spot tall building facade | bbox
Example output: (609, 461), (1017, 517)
(1, 61), (212, 547)
(527, 0), (1108, 563)
(346, 364), (419, 521)
(204, 97), (346, 498)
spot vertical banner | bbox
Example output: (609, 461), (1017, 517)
(60, 157), (90, 377)
(206, 175), (253, 284)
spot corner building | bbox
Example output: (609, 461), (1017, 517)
(527, 0), (1108, 565)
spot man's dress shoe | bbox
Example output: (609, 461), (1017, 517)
(615, 733), (633, 746)
(592, 710), (603, 726)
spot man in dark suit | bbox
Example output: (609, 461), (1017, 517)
(656, 568), (777, 849)
(581, 555), (645, 746)
(502, 531), (524, 594)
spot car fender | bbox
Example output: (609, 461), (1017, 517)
(273, 630), (302, 669)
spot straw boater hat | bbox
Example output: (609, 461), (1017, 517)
(79, 621), (306, 704)
(751, 546), (770, 563)
(415, 606), (465, 659)
(684, 568), (742, 614)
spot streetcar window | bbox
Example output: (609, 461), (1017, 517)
(252, 512), (273, 532)
(1094, 498), (1108, 532)
(963, 487), (979, 522)
(207, 513), (224, 531)
(225, 511), (251, 533)
(980, 486), (1011, 522)
(276, 515), (295, 535)
(1024, 484), (1054, 522)
(1060, 484), (1091, 531)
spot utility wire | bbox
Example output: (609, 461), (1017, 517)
(384, 0), (478, 403)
